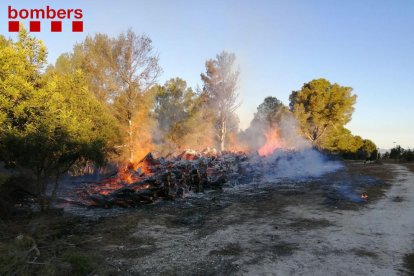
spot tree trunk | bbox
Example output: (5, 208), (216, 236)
(128, 118), (134, 162)
(51, 174), (61, 206)
(37, 176), (49, 212)
(220, 118), (227, 151)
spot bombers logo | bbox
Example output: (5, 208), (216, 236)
(7, 5), (84, 32)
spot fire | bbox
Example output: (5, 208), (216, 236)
(118, 164), (137, 184)
(87, 158), (155, 197)
(258, 129), (284, 156)
(117, 159), (154, 185)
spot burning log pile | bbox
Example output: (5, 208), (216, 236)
(79, 149), (255, 208)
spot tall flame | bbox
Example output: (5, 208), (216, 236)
(258, 129), (284, 156)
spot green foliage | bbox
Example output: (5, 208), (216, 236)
(251, 96), (290, 128)
(152, 78), (198, 151)
(320, 127), (360, 152)
(289, 78), (357, 146)
(319, 126), (378, 159)
(0, 30), (118, 209)
(52, 34), (116, 103)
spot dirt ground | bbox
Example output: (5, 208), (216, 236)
(2, 161), (414, 275)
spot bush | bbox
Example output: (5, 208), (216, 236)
(62, 251), (98, 275)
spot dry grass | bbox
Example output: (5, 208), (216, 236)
(0, 213), (113, 276)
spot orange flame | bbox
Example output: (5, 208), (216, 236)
(118, 164), (136, 184)
(258, 129), (284, 156)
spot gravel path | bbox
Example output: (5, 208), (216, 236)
(246, 164), (414, 275)
(97, 163), (414, 275)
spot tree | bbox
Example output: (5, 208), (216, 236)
(389, 145), (403, 159)
(153, 78), (197, 151)
(53, 30), (162, 162)
(251, 96), (290, 128)
(289, 78), (357, 147)
(383, 145), (414, 161)
(53, 34), (116, 103)
(360, 139), (377, 160)
(320, 126), (356, 152)
(110, 30), (161, 162)
(239, 97), (290, 152)
(201, 51), (240, 151)
(319, 125), (377, 159)
(402, 149), (414, 162)
(0, 31), (118, 210)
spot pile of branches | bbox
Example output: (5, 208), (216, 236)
(79, 150), (257, 208)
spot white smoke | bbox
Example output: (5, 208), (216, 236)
(262, 149), (342, 180)
(245, 113), (342, 180)
(277, 114), (310, 150)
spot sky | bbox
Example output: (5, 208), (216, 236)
(1, 0), (413, 149)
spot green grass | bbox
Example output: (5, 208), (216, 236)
(62, 251), (98, 275)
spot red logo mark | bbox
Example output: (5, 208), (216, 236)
(51, 21), (62, 32)
(8, 21), (19, 32)
(72, 21), (83, 32)
(30, 21), (41, 32)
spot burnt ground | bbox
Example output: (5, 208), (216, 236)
(2, 161), (414, 275)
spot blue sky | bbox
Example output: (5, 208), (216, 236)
(1, 0), (413, 149)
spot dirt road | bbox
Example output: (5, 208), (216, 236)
(243, 163), (414, 275)
(79, 163), (414, 275)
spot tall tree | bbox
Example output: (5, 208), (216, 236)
(201, 51), (240, 151)
(53, 30), (162, 162)
(111, 30), (161, 162)
(289, 78), (357, 147)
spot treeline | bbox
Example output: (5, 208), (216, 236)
(382, 146), (414, 162)
(0, 29), (377, 208)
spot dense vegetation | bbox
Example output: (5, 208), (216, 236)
(0, 29), (381, 210)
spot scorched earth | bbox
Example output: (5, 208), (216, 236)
(57, 161), (414, 275)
